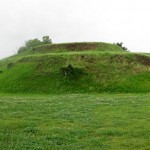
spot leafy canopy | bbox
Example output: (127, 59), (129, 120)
(18, 36), (52, 53)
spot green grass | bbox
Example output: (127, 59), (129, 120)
(0, 51), (149, 94)
(0, 93), (149, 149)
(0, 42), (150, 149)
(30, 42), (125, 55)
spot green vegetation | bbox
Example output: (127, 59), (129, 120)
(0, 41), (149, 149)
(0, 43), (149, 94)
(115, 42), (129, 52)
(0, 93), (149, 149)
(28, 42), (125, 55)
(18, 36), (52, 54)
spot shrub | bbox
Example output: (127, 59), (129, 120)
(116, 42), (129, 51)
(18, 46), (27, 54)
(42, 36), (52, 44)
(7, 63), (14, 69)
(0, 70), (3, 73)
(61, 64), (83, 79)
(17, 36), (52, 53)
(25, 39), (42, 49)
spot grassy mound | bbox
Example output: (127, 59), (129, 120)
(0, 42), (150, 94)
(20, 42), (125, 55)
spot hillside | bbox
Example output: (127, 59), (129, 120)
(0, 42), (150, 94)
(19, 42), (125, 55)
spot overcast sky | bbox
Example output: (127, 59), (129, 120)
(0, 0), (150, 59)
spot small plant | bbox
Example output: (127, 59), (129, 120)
(0, 70), (3, 73)
(7, 63), (14, 69)
(116, 42), (129, 52)
(61, 64), (83, 79)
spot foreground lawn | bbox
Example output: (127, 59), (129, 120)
(0, 94), (149, 150)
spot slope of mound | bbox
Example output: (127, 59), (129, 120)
(19, 42), (125, 55)
(0, 49), (150, 93)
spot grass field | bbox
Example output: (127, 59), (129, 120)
(0, 93), (150, 150)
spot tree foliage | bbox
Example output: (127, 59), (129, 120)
(18, 36), (52, 53)
(25, 39), (42, 49)
(42, 36), (52, 44)
(116, 42), (129, 52)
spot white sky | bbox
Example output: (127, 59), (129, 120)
(0, 0), (150, 59)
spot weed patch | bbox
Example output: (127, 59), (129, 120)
(7, 63), (14, 69)
(60, 64), (84, 80)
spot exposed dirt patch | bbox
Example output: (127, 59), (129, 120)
(66, 43), (97, 51)
(135, 54), (150, 66)
(33, 43), (98, 52)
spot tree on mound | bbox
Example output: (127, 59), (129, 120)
(42, 36), (52, 44)
(18, 36), (52, 53)
(115, 42), (129, 52)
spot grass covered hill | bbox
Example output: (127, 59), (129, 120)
(0, 42), (150, 94)
(20, 42), (125, 55)
(0, 42), (150, 149)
